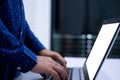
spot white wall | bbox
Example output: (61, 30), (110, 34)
(23, 0), (51, 49)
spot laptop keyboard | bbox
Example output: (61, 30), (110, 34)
(68, 68), (82, 80)
(68, 68), (73, 80)
(43, 68), (81, 80)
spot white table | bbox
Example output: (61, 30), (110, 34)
(15, 57), (120, 80)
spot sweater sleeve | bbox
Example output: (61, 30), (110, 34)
(0, 19), (37, 72)
(24, 21), (46, 55)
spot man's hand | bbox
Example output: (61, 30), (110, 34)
(38, 49), (67, 69)
(31, 56), (68, 80)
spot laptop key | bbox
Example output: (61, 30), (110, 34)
(72, 68), (81, 80)
(67, 68), (73, 80)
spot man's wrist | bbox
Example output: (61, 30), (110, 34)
(38, 49), (47, 56)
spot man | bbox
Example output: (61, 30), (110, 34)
(0, 0), (68, 80)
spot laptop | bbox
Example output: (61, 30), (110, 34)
(47, 19), (120, 80)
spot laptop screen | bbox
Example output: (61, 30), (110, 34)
(86, 23), (119, 80)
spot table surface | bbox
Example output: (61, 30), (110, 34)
(15, 57), (120, 80)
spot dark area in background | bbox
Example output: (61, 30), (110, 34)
(51, 0), (120, 58)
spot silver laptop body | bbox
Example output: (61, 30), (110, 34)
(48, 18), (120, 80)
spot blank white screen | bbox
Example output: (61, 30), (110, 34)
(86, 23), (119, 80)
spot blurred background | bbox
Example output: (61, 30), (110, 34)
(24, 0), (120, 58)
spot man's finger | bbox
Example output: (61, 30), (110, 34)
(54, 53), (67, 68)
(49, 68), (60, 80)
(53, 63), (68, 80)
